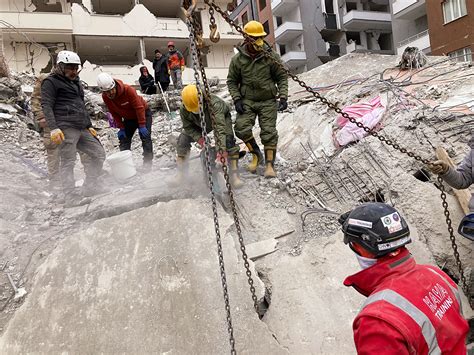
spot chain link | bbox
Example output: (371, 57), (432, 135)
(186, 17), (236, 354)
(203, 0), (472, 308)
(189, 19), (260, 313)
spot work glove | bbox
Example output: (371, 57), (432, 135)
(117, 129), (126, 140)
(428, 160), (449, 175)
(50, 128), (65, 145)
(181, 66), (185, 72)
(88, 127), (98, 138)
(234, 99), (245, 115)
(138, 126), (150, 138)
(278, 98), (288, 112)
(215, 151), (228, 166)
(197, 137), (205, 149)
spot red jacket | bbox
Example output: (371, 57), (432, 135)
(102, 79), (148, 128)
(344, 248), (468, 355)
(167, 50), (185, 70)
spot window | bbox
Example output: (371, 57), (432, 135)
(262, 21), (270, 37)
(276, 16), (283, 27)
(259, 0), (266, 11)
(241, 11), (248, 25)
(279, 44), (286, 56)
(448, 47), (472, 62)
(443, 0), (467, 23)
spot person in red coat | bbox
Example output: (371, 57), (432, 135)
(97, 73), (153, 168)
(339, 202), (469, 354)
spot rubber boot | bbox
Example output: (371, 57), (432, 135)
(264, 146), (277, 179)
(244, 137), (263, 173)
(175, 155), (189, 184)
(228, 153), (244, 189)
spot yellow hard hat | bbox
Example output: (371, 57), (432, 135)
(181, 84), (199, 112)
(243, 21), (267, 37)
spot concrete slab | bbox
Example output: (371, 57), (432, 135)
(246, 238), (278, 261)
(0, 199), (286, 354)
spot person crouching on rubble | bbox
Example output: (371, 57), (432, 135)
(429, 141), (474, 241)
(98, 72), (154, 170)
(41, 51), (106, 204)
(176, 84), (243, 188)
(138, 66), (157, 95)
(339, 202), (468, 354)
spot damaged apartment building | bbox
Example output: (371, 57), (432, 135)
(269, 0), (393, 73)
(0, 0), (241, 86)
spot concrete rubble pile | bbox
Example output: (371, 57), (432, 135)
(0, 53), (473, 353)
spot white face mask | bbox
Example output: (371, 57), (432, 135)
(355, 253), (377, 270)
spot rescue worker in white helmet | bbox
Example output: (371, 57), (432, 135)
(176, 84), (243, 188)
(41, 50), (106, 205)
(339, 202), (469, 354)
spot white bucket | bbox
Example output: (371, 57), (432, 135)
(106, 150), (136, 181)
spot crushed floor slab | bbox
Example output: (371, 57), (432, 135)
(0, 199), (286, 354)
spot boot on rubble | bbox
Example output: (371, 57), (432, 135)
(264, 146), (277, 179)
(228, 153), (244, 189)
(175, 154), (189, 184)
(244, 137), (263, 173)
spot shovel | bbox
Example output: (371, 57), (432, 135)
(157, 82), (175, 133)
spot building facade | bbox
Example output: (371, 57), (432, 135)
(271, 0), (393, 73)
(426, 0), (473, 61)
(390, 0), (430, 56)
(229, 0), (276, 45)
(0, 0), (242, 85)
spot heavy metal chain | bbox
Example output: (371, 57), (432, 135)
(187, 16), (260, 313)
(185, 17), (236, 354)
(203, 0), (472, 308)
(438, 181), (471, 303)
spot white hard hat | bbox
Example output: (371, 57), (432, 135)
(97, 72), (115, 91)
(57, 50), (81, 65)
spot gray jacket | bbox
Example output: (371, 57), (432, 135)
(442, 146), (474, 211)
(41, 73), (91, 131)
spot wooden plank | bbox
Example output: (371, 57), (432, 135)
(435, 147), (471, 214)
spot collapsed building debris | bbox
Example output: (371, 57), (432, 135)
(0, 53), (473, 352)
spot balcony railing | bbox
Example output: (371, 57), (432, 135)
(398, 29), (428, 48)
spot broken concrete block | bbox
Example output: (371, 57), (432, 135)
(0, 199), (285, 354)
(246, 238), (278, 260)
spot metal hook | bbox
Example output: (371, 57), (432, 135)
(209, 24), (220, 43)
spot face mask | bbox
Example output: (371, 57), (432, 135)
(355, 253), (377, 270)
(254, 38), (264, 47)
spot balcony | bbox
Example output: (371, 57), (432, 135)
(274, 21), (303, 43)
(72, 10), (188, 38)
(392, 0), (426, 20)
(281, 51), (307, 69)
(0, 11), (72, 42)
(271, 0), (299, 17)
(342, 10), (391, 31)
(396, 30), (430, 55)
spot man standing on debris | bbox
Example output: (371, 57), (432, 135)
(167, 41), (185, 90)
(138, 66), (157, 95)
(339, 202), (469, 354)
(153, 49), (170, 92)
(41, 51), (106, 202)
(176, 84), (243, 188)
(98, 72), (153, 169)
(227, 20), (288, 179)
